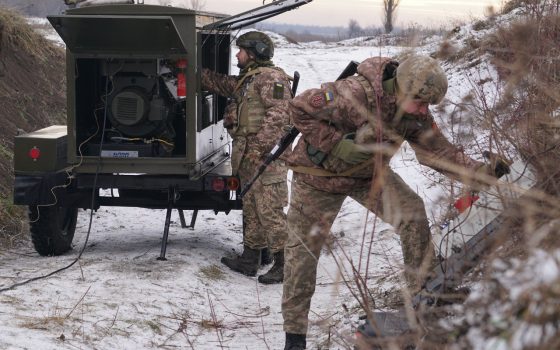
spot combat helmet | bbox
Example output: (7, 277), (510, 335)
(395, 56), (448, 104)
(236, 31), (274, 60)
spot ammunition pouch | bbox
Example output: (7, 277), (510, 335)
(306, 143), (328, 165)
(231, 136), (247, 175)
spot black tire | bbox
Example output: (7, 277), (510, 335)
(29, 206), (78, 256)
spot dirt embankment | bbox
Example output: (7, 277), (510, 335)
(0, 7), (66, 241)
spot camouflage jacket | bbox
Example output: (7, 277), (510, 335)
(285, 57), (484, 193)
(202, 66), (292, 181)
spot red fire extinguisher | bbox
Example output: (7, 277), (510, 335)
(176, 59), (187, 98)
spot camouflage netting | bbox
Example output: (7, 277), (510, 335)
(0, 7), (66, 245)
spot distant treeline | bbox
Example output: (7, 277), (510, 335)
(255, 22), (346, 39)
(256, 22), (388, 42)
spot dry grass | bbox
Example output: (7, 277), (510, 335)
(19, 315), (66, 330)
(481, 5), (560, 200)
(0, 7), (66, 248)
(0, 198), (28, 249)
(199, 264), (226, 281)
(503, 0), (526, 14)
(336, 2), (560, 349)
(198, 317), (224, 330)
(422, 2), (560, 348)
(0, 8), (60, 61)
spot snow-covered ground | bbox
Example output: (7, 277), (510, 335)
(2, 7), (558, 350)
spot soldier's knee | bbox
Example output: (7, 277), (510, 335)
(408, 190), (426, 209)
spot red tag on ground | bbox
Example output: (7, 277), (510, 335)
(454, 194), (480, 213)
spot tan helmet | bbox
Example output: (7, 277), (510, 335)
(236, 31), (274, 60)
(396, 56), (448, 104)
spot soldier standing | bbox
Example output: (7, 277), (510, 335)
(202, 31), (292, 284)
(280, 56), (509, 349)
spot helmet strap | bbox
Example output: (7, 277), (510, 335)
(254, 57), (274, 66)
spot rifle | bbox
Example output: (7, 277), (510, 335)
(291, 71), (300, 98)
(239, 61), (360, 197)
(336, 60), (359, 81)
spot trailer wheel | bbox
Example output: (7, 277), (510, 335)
(29, 206), (78, 256)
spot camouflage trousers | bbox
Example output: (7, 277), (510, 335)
(242, 169), (288, 254)
(282, 170), (433, 334)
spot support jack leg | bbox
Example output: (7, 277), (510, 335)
(177, 209), (198, 229)
(158, 186), (177, 261)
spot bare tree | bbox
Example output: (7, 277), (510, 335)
(383, 0), (400, 33)
(189, 0), (206, 10)
(174, 0), (205, 10)
(347, 19), (362, 38)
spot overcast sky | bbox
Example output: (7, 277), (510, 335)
(192, 0), (502, 28)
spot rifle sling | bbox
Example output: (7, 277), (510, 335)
(290, 158), (374, 177)
(234, 68), (263, 91)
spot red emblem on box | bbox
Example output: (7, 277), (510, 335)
(309, 94), (326, 108)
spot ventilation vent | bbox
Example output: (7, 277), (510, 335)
(111, 90), (146, 126)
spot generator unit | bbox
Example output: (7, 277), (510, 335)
(12, 0), (313, 258)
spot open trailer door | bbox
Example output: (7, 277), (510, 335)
(203, 0), (313, 31)
(47, 14), (187, 57)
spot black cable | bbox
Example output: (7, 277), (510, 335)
(0, 73), (111, 293)
(436, 199), (476, 275)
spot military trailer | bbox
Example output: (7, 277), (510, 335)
(12, 0), (312, 258)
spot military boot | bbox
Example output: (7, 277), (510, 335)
(261, 248), (272, 266)
(258, 251), (284, 284)
(220, 245), (261, 276)
(284, 333), (306, 350)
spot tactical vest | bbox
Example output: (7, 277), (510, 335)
(231, 67), (281, 137)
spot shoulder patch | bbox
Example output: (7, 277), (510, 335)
(309, 93), (326, 108)
(273, 82), (285, 99)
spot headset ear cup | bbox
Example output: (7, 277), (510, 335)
(255, 42), (267, 56)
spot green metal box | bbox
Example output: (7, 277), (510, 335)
(14, 125), (68, 173)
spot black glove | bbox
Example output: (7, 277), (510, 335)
(483, 151), (511, 178)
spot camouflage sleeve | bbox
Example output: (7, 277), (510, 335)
(201, 68), (238, 97)
(253, 71), (293, 154)
(289, 83), (349, 153)
(406, 115), (484, 181)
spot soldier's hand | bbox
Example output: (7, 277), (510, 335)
(223, 119), (234, 129)
(483, 151), (512, 178)
(330, 133), (373, 165)
(223, 105), (237, 129)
